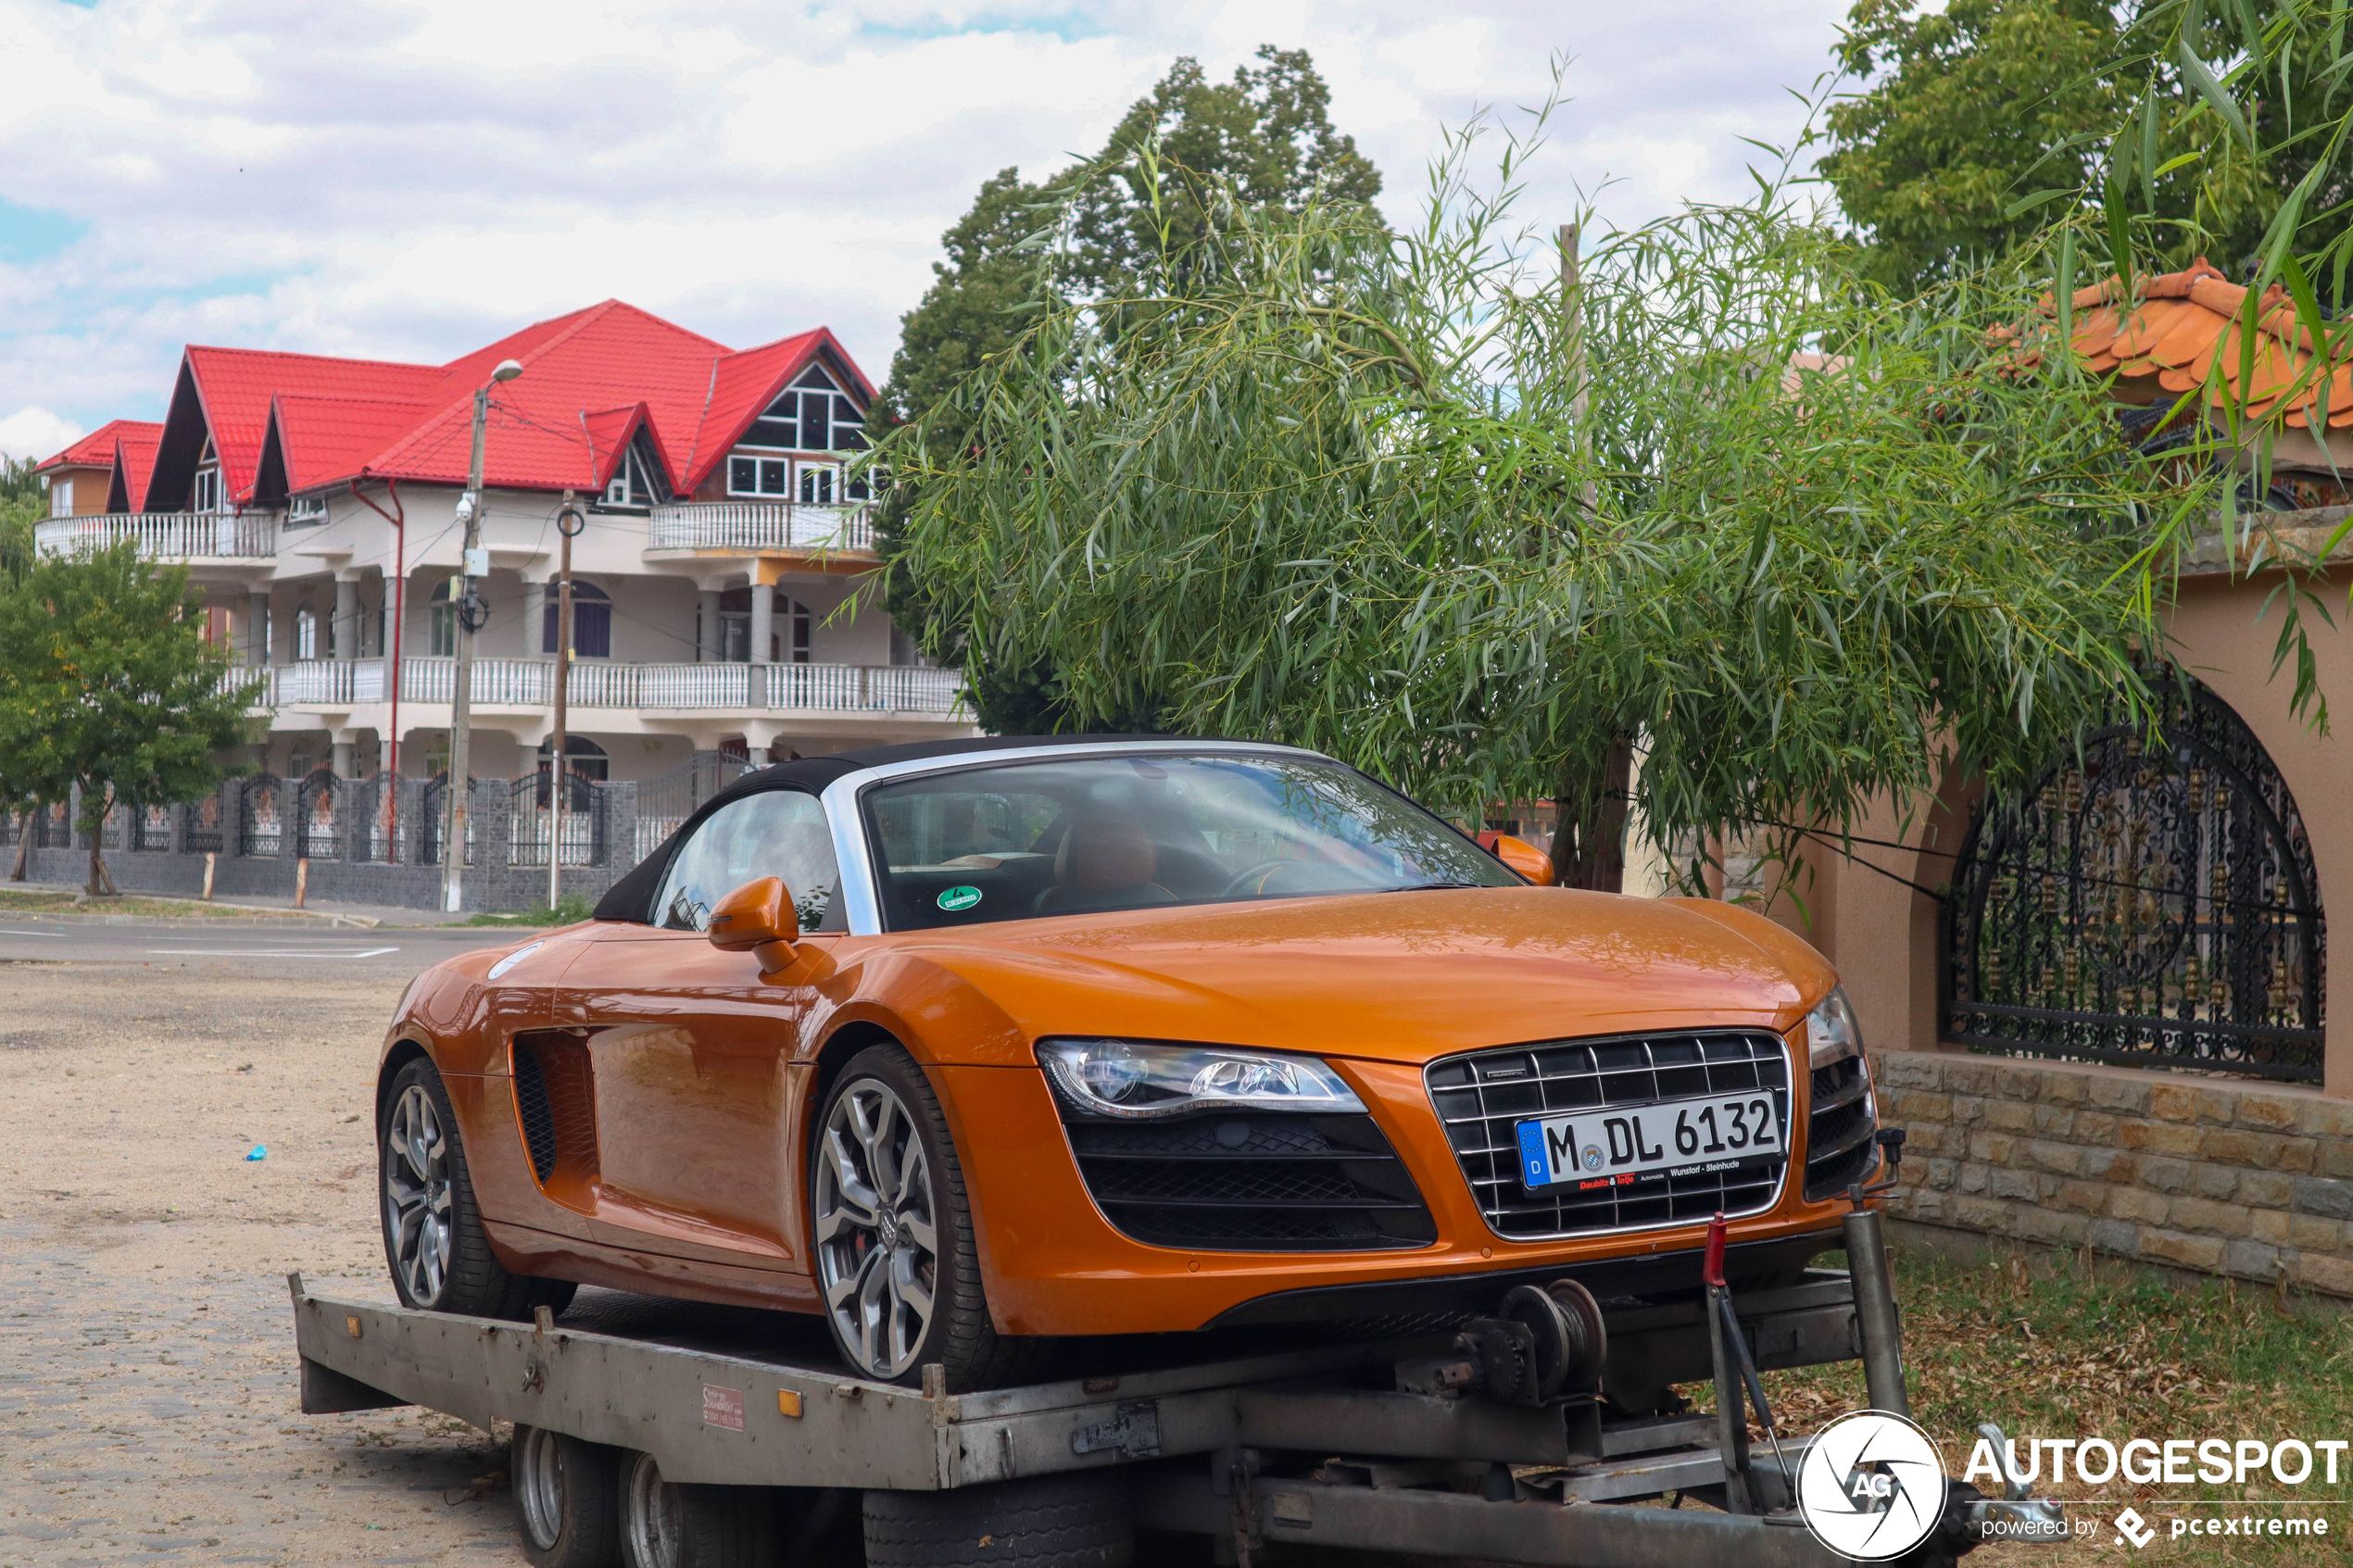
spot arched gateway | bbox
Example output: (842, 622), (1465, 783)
(1942, 672), (2326, 1082)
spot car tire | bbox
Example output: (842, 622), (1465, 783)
(862, 1472), (1134, 1568)
(811, 1044), (1051, 1390)
(380, 1054), (577, 1320)
(619, 1451), (774, 1568)
(513, 1424), (623, 1568)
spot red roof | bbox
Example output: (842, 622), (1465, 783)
(36, 418), (161, 473)
(128, 300), (872, 508)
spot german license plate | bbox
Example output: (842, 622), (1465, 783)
(1514, 1091), (1782, 1191)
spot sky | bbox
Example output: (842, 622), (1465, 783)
(0, 0), (1855, 462)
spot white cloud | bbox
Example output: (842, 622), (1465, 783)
(0, 0), (1851, 428)
(0, 406), (83, 464)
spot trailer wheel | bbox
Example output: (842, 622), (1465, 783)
(619, 1451), (774, 1568)
(513, 1425), (623, 1568)
(380, 1055), (576, 1320)
(862, 1472), (1134, 1568)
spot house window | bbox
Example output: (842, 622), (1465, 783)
(727, 455), (789, 497)
(49, 479), (72, 518)
(798, 464), (837, 506)
(741, 365), (866, 453)
(429, 580), (457, 657)
(716, 588), (811, 661)
(542, 580), (612, 659)
(294, 606), (319, 660)
(193, 467), (220, 513)
(288, 494), (327, 525)
(603, 437), (661, 508)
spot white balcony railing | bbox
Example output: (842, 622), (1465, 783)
(233, 657), (964, 715)
(771, 661), (964, 711)
(36, 510), (279, 559)
(646, 501), (875, 555)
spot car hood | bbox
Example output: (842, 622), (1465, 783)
(874, 887), (1830, 1065)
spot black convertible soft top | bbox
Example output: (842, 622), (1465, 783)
(589, 734), (1192, 924)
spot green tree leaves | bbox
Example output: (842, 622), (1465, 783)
(886, 110), (2198, 883)
(871, 45), (1381, 734)
(0, 541), (258, 892)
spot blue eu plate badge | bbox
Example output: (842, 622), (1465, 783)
(1515, 1121), (1550, 1185)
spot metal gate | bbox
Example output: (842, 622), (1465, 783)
(296, 771), (342, 860)
(1943, 674), (2326, 1081)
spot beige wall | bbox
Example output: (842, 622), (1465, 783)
(1773, 561), (2353, 1099)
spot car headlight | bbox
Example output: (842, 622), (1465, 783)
(1806, 985), (1864, 1072)
(1037, 1038), (1366, 1120)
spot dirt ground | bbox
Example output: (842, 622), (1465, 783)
(0, 955), (518, 1567)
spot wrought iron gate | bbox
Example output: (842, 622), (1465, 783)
(1942, 675), (2325, 1081)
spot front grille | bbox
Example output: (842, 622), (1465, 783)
(1427, 1031), (1793, 1241)
(1804, 1056), (1879, 1199)
(512, 1047), (558, 1183)
(1061, 1110), (1437, 1252)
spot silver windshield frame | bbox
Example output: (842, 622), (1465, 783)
(817, 741), (1331, 936)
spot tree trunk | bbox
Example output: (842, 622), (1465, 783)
(1554, 740), (1633, 893)
(84, 786), (118, 897)
(9, 811), (29, 882)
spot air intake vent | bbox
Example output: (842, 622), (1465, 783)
(1059, 1110), (1436, 1252)
(512, 1047), (558, 1183)
(1803, 1056), (1879, 1200)
(1427, 1031), (1792, 1241)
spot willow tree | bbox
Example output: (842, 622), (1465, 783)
(882, 114), (2202, 890)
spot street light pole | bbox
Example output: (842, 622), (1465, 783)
(442, 358), (522, 913)
(548, 494), (584, 909)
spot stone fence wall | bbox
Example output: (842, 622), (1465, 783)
(1876, 1048), (2353, 1299)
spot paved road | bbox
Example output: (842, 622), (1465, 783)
(0, 920), (524, 974)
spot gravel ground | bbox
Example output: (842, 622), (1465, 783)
(0, 956), (521, 1567)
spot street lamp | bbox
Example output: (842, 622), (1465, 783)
(441, 358), (524, 914)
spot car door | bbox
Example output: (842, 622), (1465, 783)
(559, 786), (843, 1272)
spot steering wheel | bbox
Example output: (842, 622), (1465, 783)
(1219, 859), (1315, 898)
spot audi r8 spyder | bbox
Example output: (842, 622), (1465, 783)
(376, 735), (1880, 1391)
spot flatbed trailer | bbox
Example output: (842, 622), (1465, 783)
(288, 1212), (2064, 1568)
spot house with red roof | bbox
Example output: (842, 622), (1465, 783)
(32, 300), (969, 793)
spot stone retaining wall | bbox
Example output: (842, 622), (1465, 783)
(1874, 1049), (2353, 1299)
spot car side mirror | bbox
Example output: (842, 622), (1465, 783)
(1491, 834), (1555, 887)
(707, 876), (800, 968)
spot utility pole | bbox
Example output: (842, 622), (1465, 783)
(548, 494), (584, 909)
(442, 358), (522, 912)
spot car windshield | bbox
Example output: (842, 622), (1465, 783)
(862, 752), (1517, 930)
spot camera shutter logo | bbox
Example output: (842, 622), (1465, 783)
(1795, 1410), (1948, 1561)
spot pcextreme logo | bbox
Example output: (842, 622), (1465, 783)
(1794, 1410), (1949, 1562)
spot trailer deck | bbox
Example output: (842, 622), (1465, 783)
(289, 1248), (2063, 1568)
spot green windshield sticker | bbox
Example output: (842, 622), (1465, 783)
(937, 884), (983, 912)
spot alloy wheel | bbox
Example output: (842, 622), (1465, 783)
(383, 1083), (453, 1304)
(514, 1425), (564, 1551)
(812, 1078), (939, 1379)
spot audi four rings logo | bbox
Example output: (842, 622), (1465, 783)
(1795, 1410), (1949, 1561)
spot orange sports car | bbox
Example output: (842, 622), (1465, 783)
(377, 736), (1880, 1390)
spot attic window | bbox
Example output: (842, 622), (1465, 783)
(287, 494), (327, 524)
(192, 467), (221, 514)
(604, 443), (654, 508)
(742, 366), (865, 453)
(49, 478), (72, 518)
